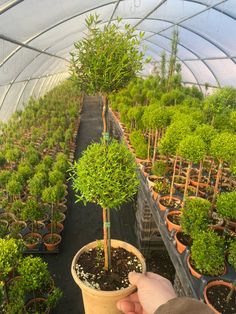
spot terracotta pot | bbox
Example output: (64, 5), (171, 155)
(10, 220), (27, 232)
(0, 212), (16, 224)
(46, 222), (64, 234)
(157, 195), (182, 212)
(71, 239), (146, 314)
(203, 280), (236, 314)
(25, 297), (49, 314)
(190, 176), (209, 188)
(174, 231), (192, 254)
(43, 233), (61, 251)
(173, 175), (186, 188)
(147, 174), (160, 189)
(186, 255), (202, 279)
(23, 232), (42, 250)
(166, 210), (181, 232)
(187, 255), (226, 280)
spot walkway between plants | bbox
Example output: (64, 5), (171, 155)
(44, 95), (138, 314)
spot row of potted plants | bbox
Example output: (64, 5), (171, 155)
(110, 101), (236, 313)
(0, 237), (62, 313)
(0, 80), (82, 251)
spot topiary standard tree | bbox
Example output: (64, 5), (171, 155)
(177, 135), (206, 202)
(195, 124), (217, 186)
(70, 14), (145, 138)
(70, 139), (139, 270)
(216, 191), (236, 227)
(210, 132), (236, 204)
(180, 197), (211, 238)
(159, 121), (191, 201)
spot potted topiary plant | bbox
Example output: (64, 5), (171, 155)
(216, 191), (236, 231)
(188, 229), (225, 279)
(175, 197), (211, 253)
(177, 135), (206, 203)
(203, 239), (236, 314)
(70, 139), (146, 314)
(70, 14), (145, 137)
(41, 184), (64, 251)
(210, 132), (236, 204)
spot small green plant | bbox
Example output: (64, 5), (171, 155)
(129, 130), (148, 159)
(153, 180), (170, 195)
(180, 197), (211, 237)
(24, 146), (41, 166)
(28, 172), (47, 200)
(46, 287), (63, 310)
(216, 191), (236, 221)
(191, 229), (225, 276)
(152, 160), (167, 177)
(21, 199), (43, 231)
(0, 238), (24, 280)
(18, 256), (50, 291)
(49, 169), (65, 186)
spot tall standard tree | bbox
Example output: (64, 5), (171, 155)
(70, 14), (145, 137)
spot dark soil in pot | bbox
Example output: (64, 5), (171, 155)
(176, 232), (192, 247)
(75, 246), (142, 291)
(206, 284), (236, 314)
(26, 298), (48, 314)
(167, 213), (181, 226)
(159, 198), (182, 210)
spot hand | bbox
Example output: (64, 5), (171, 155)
(117, 272), (176, 314)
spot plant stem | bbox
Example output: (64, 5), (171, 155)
(169, 155), (177, 204)
(103, 207), (109, 271)
(102, 95), (108, 134)
(152, 128), (158, 165)
(212, 160), (223, 204)
(196, 160), (203, 196)
(183, 162), (192, 205)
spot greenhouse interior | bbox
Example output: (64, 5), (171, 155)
(0, 0), (236, 313)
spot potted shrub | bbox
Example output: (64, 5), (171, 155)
(70, 139), (146, 314)
(188, 229), (225, 279)
(177, 135), (206, 203)
(210, 132), (236, 203)
(216, 191), (236, 230)
(204, 239), (236, 314)
(41, 184), (64, 251)
(158, 120), (191, 208)
(175, 198), (211, 253)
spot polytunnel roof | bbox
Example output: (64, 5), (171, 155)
(0, 0), (236, 121)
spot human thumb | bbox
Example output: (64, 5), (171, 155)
(128, 272), (144, 286)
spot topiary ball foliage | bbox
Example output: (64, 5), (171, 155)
(216, 191), (236, 220)
(70, 139), (139, 209)
(191, 229), (225, 276)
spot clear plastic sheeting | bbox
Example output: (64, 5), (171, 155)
(0, 0), (236, 121)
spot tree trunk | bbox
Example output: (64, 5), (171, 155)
(169, 155), (177, 204)
(183, 162), (192, 205)
(196, 160), (203, 196)
(152, 129), (158, 165)
(207, 159), (214, 185)
(102, 94), (108, 134)
(212, 160), (223, 204)
(147, 129), (151, 161)
(103, 207), (109, 270)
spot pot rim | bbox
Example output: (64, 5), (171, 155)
(71, 239), (146, 297)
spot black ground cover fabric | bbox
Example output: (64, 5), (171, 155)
(43, 96), (138, 314)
